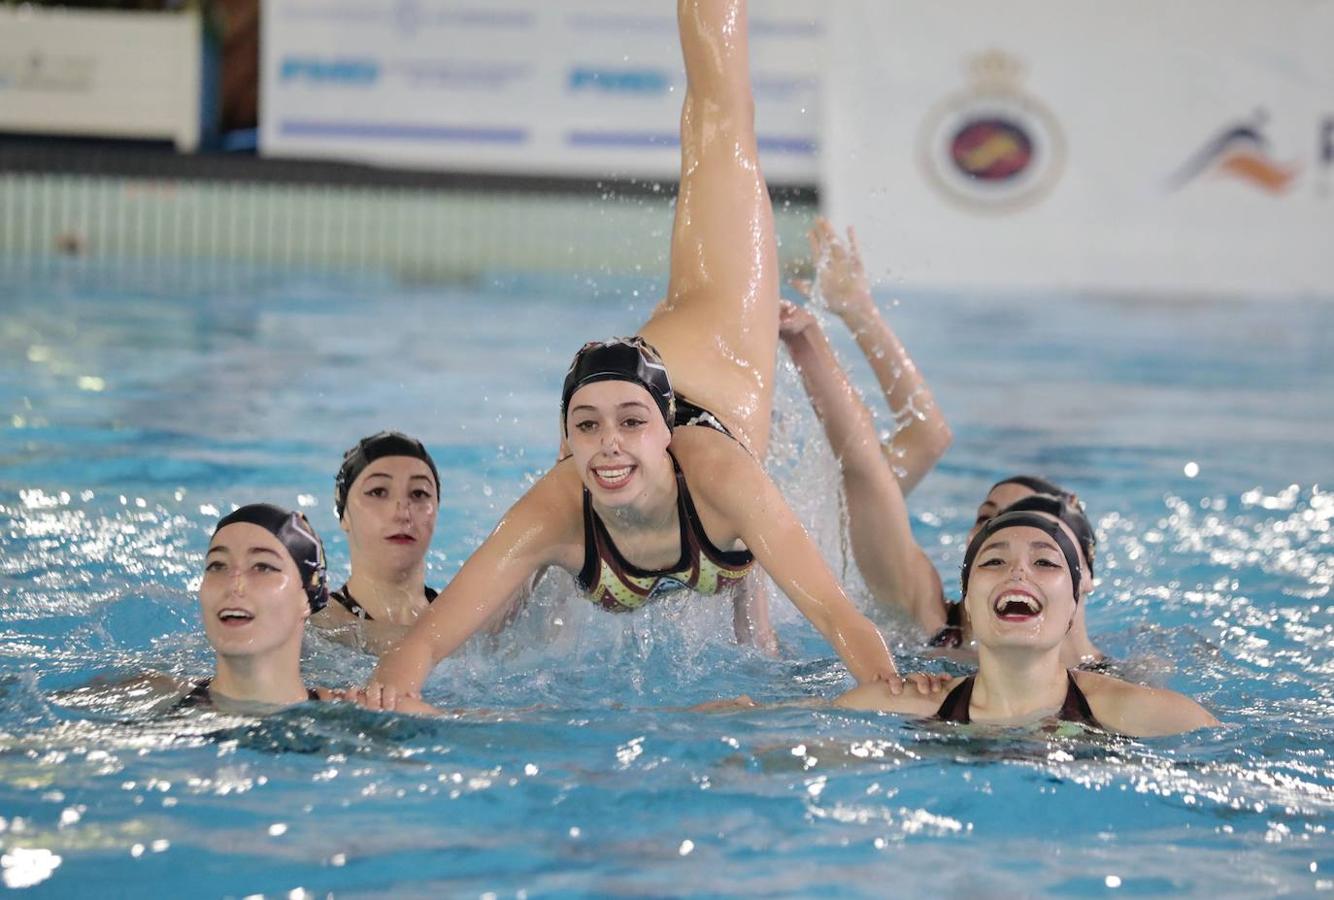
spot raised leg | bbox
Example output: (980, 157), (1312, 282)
(637, 0), (780, 458)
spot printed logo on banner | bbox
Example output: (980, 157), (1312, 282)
(568, 67), (673, 95)
(918, 51), (1065, 213)
(1168, 110), (1302, 194)
(280, 57), (380, 87)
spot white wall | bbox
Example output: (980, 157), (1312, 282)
(0, 8), (202, 151)
(824, 0), (1334, 296)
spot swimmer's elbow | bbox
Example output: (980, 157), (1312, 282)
(931, 420), (954, 459)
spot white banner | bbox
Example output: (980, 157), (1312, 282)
(825, 0), (1334, 296)
(260, 0), (822, 183)
(0, 8), (202, 151)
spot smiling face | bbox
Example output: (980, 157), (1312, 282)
(963, 523), (1078, 652)
(200, 522), (310, 660)
(564, 379), (673, 509)
(340, 455), (438, 571)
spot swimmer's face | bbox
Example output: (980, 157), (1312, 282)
(200, 523), (310, 659)
(341, 456), (438, 570)
(565, 380), (672, 507)
(967, 482), (1036, 545)
(964, 521), (1077, 652)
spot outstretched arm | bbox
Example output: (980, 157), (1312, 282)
(681, 433), (898, 685)
(364, 475), (575, 707)
(780, 302), (946, 633)
(833, 678), (956, 716)
(794, 219), (952, 494)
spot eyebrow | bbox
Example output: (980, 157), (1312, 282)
(980, 538), (1062, 556)
(205, 546), (281, 558)
(570, 401), (651, 415)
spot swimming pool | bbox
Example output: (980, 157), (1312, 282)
(1, 260), (1331, 895)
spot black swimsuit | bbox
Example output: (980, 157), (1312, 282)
(173, 678), (319, 710)
(330, 584), (438, 621)
(934, 670), (1103, 729)
(673, 396), (733, 435)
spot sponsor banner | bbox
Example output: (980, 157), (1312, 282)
(260, 0), (821, 183)
(826, 0), (1334, 296)
(0, 8), (203, 150)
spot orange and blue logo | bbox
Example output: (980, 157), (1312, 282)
(1169, 111), (1300, 194)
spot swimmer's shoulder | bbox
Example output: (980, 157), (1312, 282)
(56, 671), (204, 716)
(309, 601), (356, 630)
(487, 458), (586, 570)
(670, 421), (752, 460)
(1072, 669), (1220, 737)
(833, 676), (965, 717)
(670, 425), (762, 501)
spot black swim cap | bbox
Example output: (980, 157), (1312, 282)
(1001, 493), (1096, 577)
(960, 510), (1082, 605)
(335, 431), (440, 519)
(213, 503), (329, 613)
(560, 337), (675, 434)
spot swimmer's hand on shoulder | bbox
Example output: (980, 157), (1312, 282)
(835, 675), (954, 715)
(354, 679), (420, 712)
(876, 670), (951, 696)
(334, 685), (439, 716)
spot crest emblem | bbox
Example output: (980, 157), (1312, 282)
(919, 50), (1065, 212)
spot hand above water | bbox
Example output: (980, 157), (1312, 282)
(790, 217), (876, 322)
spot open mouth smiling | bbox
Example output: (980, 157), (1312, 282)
(592, 465), (635, 490)
(217, 607), (255, 625)
(992, 590), (1043, 622)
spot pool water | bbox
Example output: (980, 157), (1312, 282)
(1, 261), (1331, 896)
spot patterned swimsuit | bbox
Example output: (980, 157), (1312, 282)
(576, 398), (755, 611)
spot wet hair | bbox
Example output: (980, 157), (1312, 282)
(335, 431), (440, 520)
(212, 503), (329, 613)
(960, 510), (1082, 605)
(990, 474), (1075, 503)
(1000, 493), (1096, 576)
(560, 337), (675, 434)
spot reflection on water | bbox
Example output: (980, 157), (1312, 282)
(0, 263), (1331, 894)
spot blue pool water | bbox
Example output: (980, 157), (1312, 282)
(1, 260), (1331, 896)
